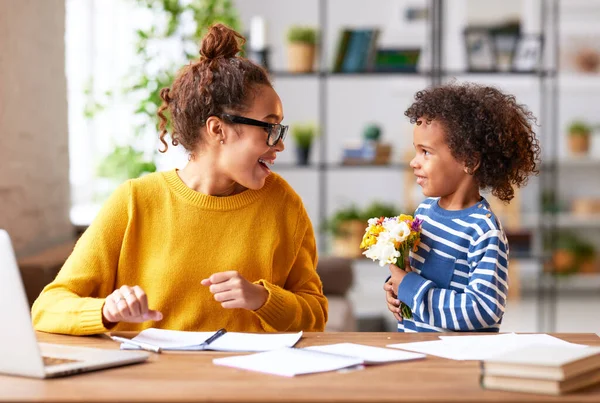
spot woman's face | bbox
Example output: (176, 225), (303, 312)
(219, 85), (285, 190)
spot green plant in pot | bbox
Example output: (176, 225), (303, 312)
(363, 124), (382, 142)
(322, 201), (400, 258)
(567, 120), (592, 155)
(286, 26), (318, 73)
(291, 123), (317, 165)
(548, 231), (596, 275)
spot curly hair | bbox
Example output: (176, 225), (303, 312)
(157, 24), (271, 153)
(404, 82), (541, 202)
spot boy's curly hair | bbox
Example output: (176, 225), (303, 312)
(404, 83), (541, 202)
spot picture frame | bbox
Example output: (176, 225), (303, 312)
(512, 35), (544, 72)
(464, 27), (496, 72)
(492, 32), (519, 71)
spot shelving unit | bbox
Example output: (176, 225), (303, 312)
(269, 0), (598, 332)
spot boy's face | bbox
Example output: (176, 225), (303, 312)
(410, 118), (472, 201)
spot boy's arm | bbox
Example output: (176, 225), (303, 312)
(397, 230), (508, 330)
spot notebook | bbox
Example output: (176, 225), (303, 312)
(481, 367), (600, 395)
(481, 345), (600, 381)
(117, 327), (303, 352)
(213, 343), (426, 377)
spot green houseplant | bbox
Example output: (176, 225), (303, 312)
(291, 123), (317, 165)
(549, 232), (596, 275)
(286, 26), (318, 73)
(323, 202), (400, 258)
(567, 120), (593, 155)
(87, 0), (241, 195)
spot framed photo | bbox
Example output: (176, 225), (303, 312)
(464, 27), (495, 72)
(512, 35), (544, 72)
(492, 32), (519, 71)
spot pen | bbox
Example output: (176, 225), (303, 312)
(110, 335), (162, 353)
(197, 328), (227, 350)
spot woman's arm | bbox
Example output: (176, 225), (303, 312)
(31, 182), (131, 335)
(253, 216), (328, 332)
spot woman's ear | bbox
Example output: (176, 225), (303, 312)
(205, 116), (226, 145)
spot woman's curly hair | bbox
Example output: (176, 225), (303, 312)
(404, 82), (541, 202)
(157, 23), (271, 153)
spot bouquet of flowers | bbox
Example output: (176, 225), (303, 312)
(359, 214), (422, 319)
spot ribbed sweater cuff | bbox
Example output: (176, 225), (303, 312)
(253, 280), (293, 332)
(78, 298), (111, 335)
(397, 272), (434, 311)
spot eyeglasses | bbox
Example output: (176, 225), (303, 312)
(222, 114), (288, 147)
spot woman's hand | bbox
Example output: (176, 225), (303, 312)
(102, 285), (163, 326)
(201, 271), (269, 311)
(383, 280), (402, 322)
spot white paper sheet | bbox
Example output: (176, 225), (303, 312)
(305, 343), (426, 364)
(213, 347), (365, 377)
(119, 328), (303, 352)
(387, 333), (588, 361)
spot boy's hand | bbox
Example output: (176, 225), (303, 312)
(388, 261), (410, 295)
(383, 280), (402, 322)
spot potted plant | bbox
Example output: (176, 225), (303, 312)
(291, 123), (316, 165)
(567, 120), (592, 155)
(286, 26), (318, 73)
(548, 232), (596, 275)
(323, 205), (363, 258)
(323, 202), (400, 259)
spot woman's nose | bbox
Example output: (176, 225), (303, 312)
(272, 138), (285, 152)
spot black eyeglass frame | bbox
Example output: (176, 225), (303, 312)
(221, 113), (288, 146)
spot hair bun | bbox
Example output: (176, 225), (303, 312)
(200, 23), (244, 62)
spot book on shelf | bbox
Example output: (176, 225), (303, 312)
(480, 345), (600, 395)
(332, 28), (380, 73)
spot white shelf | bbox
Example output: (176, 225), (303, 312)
(559, 74), (600, 91)
(550, 158), (600, 168)
(522, 213), (600, 229)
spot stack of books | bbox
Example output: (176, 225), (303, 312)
(480, 345), (600, 395)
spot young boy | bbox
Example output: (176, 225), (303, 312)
(384, 83), (540, 332)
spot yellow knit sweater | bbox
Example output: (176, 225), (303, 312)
(31, 170), (328, 335)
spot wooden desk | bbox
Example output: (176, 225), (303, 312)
(1, 332), (599, 402)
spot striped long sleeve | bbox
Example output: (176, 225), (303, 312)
(395, 198), (509, 333)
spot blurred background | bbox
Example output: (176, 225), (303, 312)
(1, 0), (599, 333)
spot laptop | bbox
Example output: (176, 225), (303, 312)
(0, 229), (150, 378)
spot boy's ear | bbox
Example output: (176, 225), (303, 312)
(205, 116), (226, 144)
(464, 154), (481, 175)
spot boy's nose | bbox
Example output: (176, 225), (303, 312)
(409, 156), (419, 168)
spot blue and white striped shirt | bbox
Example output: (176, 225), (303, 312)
(396, 197), (509, 333)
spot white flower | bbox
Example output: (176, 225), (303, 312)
(363, 234), (399, 267)
(383, 219), (411, 243)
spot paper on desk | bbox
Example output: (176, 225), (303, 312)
(387, 333), (588, 361)
(305, 343), (426, 364)
(120, 328), (303, 352)
(213, 347), (364, 377)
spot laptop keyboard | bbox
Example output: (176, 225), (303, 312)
(42, 356), (80, 366)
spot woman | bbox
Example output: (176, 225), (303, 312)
(32, 24), (328, 335)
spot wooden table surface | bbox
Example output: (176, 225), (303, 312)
(1, 332), (599, 402)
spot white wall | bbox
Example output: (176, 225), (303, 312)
(0, 0), (72, 255)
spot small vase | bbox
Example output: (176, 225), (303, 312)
(296, 146), (311, 165)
